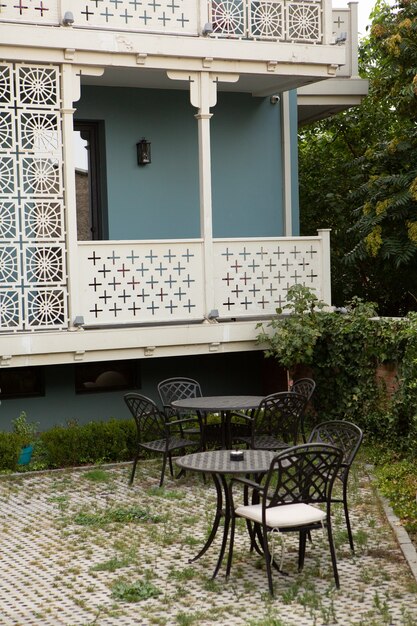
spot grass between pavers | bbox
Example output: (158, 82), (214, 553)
(0, 459), (416, 626)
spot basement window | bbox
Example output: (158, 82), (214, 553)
(0, 367), (45, 399)
(75, 360), (139, 394)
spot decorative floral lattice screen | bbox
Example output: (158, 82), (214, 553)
(0, 63), (68, 331)
(210, 0), (322, 42)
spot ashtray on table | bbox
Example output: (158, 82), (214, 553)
(230, 450), (244, 461)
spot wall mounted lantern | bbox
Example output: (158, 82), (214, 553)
(137, 138), (151, 166)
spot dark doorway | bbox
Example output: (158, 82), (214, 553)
(73, 121), (107, 240)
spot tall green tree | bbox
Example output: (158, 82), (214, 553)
(299, 0), (417, 315)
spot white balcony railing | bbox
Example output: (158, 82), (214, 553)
(0, 0), (327, 44)
(76, 234), (329, 327)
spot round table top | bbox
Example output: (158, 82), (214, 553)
(176, 449), (276, 474)
(171, 395), (264, 413)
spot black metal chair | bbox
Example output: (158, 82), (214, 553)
(227, 443), (343, 595)
(308, 420), (363, 552)
(157, 376), (206, 444)
(234, 391), (308, 451)
(157, 377), (202, 419)
(124, 392), (199, 487)
(290, 377), (316, 442)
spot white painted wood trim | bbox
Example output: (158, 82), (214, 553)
(318, 228), (332, 304)
(281, 91), (292, 236)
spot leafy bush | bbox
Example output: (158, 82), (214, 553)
(40, 418), (136, 468)
(372, 451), (417, 535)
(12, 411), (39, 446)
(257, 286), (417, 452)
(0, 432), (24, 471)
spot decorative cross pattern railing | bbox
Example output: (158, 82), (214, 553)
(210, 0), (323, 43)
(0, 63), (68, 332)
(77, 241), (205, 326)
(213, 238), (323, 318)
(76, 236), (326, 326)
(0, 0), (324, 43)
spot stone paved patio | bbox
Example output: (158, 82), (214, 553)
(0, 459), (416, 626)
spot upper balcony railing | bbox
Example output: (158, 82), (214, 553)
(0, 0), (332, 45)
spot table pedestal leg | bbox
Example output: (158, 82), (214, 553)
(211, 473), (230, 578)
(189, 471), (223, 563)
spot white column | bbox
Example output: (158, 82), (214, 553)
(61, 64), (81, 328)
(193, 73), (217, 314)
(318, 228), (332, 305)
(61, 64), (104, 327)
(281, 91), (292, 236)
(167, 70), (238, 316)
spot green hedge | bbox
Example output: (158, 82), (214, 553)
(0, 432), (25, 471)
(40, 418), (137, 468)
(0, 418), (137, 472)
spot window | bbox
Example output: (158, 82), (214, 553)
(0, 367), (45, 399)
(74, 360), (139, 394)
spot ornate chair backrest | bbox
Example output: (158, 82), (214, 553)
(124, 393), (167, 443)
(157, 377), (202, 418)
(254, 391), (307, 446)
(290, 378), (316, 402)
(264, 443), (343, 509)
(308, 420), (363, 480)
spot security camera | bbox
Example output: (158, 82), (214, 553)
(270, 95), (280, 105)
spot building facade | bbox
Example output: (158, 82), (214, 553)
(0, 1), (365, 427)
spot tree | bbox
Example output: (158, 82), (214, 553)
(299, 0), (417, 315)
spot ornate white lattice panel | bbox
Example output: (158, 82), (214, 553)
(78, 241), (205, 326)
(0, 0), (197, 32)
(286, 0), (321, 42)
(0, 0), (59, 25)
(212, 0), (246, 37)
(70, 0), (197, 34)
(0, 63), (68, 332)
(211, 0), (323, 42)
(249, 1), (284, 40)
(213, 238), (324, 318)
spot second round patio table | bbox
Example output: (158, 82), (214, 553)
(171, 395), (264, 449)
(176, 448), (276, 578)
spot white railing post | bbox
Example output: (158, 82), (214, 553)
(318, 228), (332, 305)
(348, 2), (359, 77)
(61, 64), (81, 328)
(199, 0), (210, 33)
(322, 0), (333, 45)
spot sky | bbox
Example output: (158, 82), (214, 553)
(335, 0), (376, 38)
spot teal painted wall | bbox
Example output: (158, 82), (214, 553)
(211, 92), (283, 237)
(76, 87), (199, 239)
(0, 352), (286, 431)
(76, 86), (285, 239)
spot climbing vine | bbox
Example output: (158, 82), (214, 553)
(257, 285), (417, 452)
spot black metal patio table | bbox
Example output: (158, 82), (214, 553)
(176, 449), (275, 578)
(171, 395), (264, 449)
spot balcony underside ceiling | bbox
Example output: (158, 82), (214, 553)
(80, 66), (326, 97)
(297, 77), (369, 125)
(0, 320), (264, 368)
(0, 24), (346, 95)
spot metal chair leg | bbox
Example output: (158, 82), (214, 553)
(129, 452), (140, 486)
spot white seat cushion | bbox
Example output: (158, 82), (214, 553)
(234, 502), (326, 528)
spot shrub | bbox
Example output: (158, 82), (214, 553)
(0, 432), (24, 471)
(40, 418), (136, 468)
(257, 286), (417, 453)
